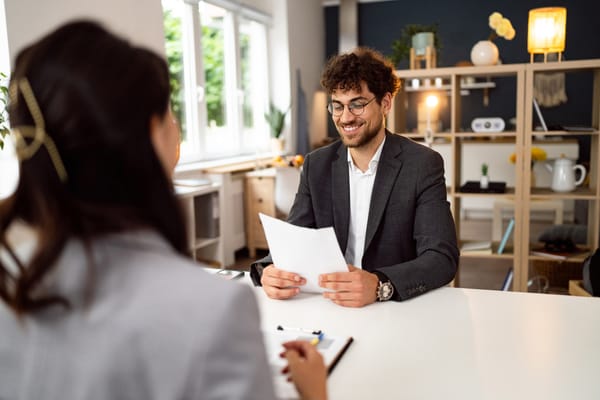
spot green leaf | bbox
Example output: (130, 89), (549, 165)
(264, 103), (290, 138)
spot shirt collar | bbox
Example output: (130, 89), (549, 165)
(347, 136), (386, 174)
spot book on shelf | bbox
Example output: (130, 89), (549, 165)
(497, 218), (515, 255)
(530, 250), (569, 260)
(461, 241), (492, 255)
(530, 246), (589, 261)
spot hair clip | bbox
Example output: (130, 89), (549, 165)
(9, 78), (68, 183)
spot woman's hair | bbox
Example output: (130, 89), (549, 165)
(320, 47), (401, 101)
(0, 21), (188, 315)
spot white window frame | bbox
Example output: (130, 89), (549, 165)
(163, 0), (272, 164)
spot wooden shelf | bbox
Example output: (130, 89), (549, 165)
(460, 253), (515, 260)
(404, 81), (495, 92)
(454, 189), (516, 198)
(455, 132), (518, 139)
(394, 59), (600, 292)
(530, 186), (597, 199)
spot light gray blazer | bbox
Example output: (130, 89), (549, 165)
(251, 131), (459, 300)
(0, 231), (275, 400)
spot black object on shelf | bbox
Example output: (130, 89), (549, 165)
(459, 181), (506, 193)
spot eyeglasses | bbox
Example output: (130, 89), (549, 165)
(327, 96), (376, 117)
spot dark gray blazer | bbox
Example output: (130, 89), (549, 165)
(251, 131), (459, 301)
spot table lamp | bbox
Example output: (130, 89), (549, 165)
(527, 7), (566, 62)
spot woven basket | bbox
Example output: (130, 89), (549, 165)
(530, 260), (583, 289)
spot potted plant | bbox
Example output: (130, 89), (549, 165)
(480, 163), (489, 189)
(264, 103), (289, 154)
(390, 23), (441, 67)
(0, 72), (9, 149)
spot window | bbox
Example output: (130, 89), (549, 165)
(162, 0), (270, 163)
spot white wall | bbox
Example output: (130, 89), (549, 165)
(4, 0), (166, 63)
(268, 0), (291, 139)
(0, 0), (9, 74)
(286, 0), (325, 153)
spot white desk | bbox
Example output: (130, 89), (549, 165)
(253, 285), (600, 400)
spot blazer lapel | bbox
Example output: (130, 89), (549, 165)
(332, 144), (350, 252)
(364, 132), (403, 252)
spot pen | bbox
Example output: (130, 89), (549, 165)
(277, 325), (322, 335)
(310, 332), (325, 346)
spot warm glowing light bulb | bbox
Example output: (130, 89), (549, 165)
(527, 7), (566, 62)
(425, 94), (439, 108)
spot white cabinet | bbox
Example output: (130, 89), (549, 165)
(175, 183), (224, 267)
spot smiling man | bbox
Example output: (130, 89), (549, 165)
(250, 47), (459, 307)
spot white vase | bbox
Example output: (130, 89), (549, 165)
(271, 137), (285, 155)
(470, 40), (499, 66)
(480, 175), (489, 190)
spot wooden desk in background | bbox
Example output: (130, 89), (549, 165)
(244, 168), (276, 257)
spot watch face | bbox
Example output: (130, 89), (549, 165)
(377, 281), (394, 301)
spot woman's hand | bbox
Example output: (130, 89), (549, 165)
(281, 340), (327, 400)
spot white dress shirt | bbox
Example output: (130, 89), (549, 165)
(344, 137), (385, 268)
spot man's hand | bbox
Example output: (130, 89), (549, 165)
(319, 265), (378, 307)
(281, 340), (327, 400)
(260, 264), (306, 300)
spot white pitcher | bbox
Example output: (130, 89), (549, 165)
(545, 156), (587, 192)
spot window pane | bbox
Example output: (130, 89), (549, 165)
(162, 0), (187, 140)
(200, 2), (233, 157)
(239, 17), (269, 152)
(162, 0), (272, 162)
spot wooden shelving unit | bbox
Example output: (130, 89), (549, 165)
(393, 60), (600, 292)
(521, 59), (600, 292)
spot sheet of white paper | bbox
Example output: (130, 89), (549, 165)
(263, 329), (352, 400)
(259, 213), (348, 293)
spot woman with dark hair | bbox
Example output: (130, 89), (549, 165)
(0, 21), (326, 400)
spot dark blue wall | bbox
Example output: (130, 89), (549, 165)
(324, 0), (600, 161)
(326, 0), (600, 66)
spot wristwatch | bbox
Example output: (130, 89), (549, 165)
(375, 272), (394, 302)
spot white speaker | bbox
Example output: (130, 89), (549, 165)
(471, 117), (505, 133)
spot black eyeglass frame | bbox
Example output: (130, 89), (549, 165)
(327, 96), (377, 117)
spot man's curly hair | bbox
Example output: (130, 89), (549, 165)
(320, 47), (401, 101)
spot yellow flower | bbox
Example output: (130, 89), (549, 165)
(489, 12), (503, 30)
(496, 19), (510, 37)
(531, 147), (547, 161)
(509, 147), (547, 164)
(504, 27), (516, 40)
(487, 12), (515, 41)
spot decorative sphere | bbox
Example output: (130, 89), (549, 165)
(470, 40), (499, 66)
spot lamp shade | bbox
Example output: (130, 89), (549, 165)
(528, 7), (566, 57)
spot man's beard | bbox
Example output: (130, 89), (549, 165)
(338, 117), (383, 148)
